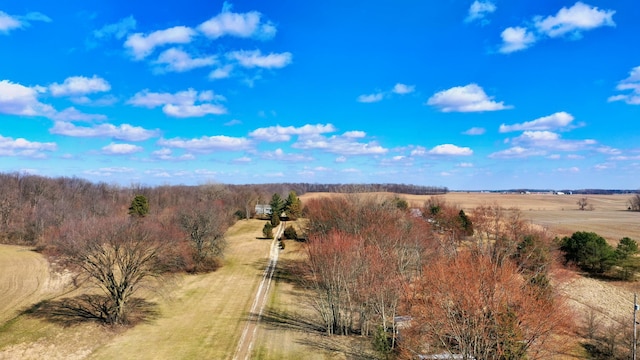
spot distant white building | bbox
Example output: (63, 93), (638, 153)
(254, 204), (272, 216)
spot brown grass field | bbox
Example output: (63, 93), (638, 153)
(0, 219), (344, 360)
(301, 192), (640, 243)
(1, 192), (639, 359)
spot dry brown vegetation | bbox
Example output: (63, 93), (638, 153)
(300, 191), (640, 358)
(2, 177), (640, 359)
(301, 191), (640, 243)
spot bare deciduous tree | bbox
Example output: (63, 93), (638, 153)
(67, 218), (164, 325)
(178, 204), (229, 272)
(577, 197), (594, 211)
(629, 194), (640, 211)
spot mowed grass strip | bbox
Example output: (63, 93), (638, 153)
(89, 219), (272, 360)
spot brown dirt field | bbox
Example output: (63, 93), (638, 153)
(0, 245), (71, 326)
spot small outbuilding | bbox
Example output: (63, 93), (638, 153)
(254, 204), (272, 217)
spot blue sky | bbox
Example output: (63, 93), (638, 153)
(1, 1), (639, 190)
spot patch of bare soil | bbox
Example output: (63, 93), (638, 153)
(0, 245), (72, 326)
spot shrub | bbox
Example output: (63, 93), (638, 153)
(560, 231), (616, 274)
(234, 209), (246, 220)
(283, 225), (298, 240)
(263, 222), (274, 239)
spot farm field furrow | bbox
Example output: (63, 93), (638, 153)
(0, 245), (66, 326)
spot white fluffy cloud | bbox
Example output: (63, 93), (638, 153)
(499, 111), (575, 132)
(534, 2), (615, 38)
(357, 93), (384, 103)
(198, 2), (276, 40)
(358, 83), (415, 103)
(608, 65), (640, 105)
(0, 10), (50, 34)
(0, 80), (54, 116)
(128, 88), (227, 117)
(499, 27), (536, 53)
(292, 133), (387, 156)
(157, 135), (252, 152)
(49, 75), (111, 97)
(209, 65), (234, 80)
(151, 148), (195, 161)
(101, 143), (143, 155)
(488, 146), (546, 159)
(52, 107), (108, 122)
(511, 130), (596, 151)
(427, 83), (511, 112)
(0, 134), (56, 157)
(261, 148), (312, 162)
(499, 2), (615, 53)
(0, 11), (21, 32)
(428, 144), (473, 156)
(249, 124), (336, 142)
(465, 1), (496, 23)
(0, 79), (109, 120)
(125, 26), (196, 60)
(154, 48), (216, 72)
(50, 121), (160, 141)
(392, 83), (415, 95)
(227, 50), (292, 69)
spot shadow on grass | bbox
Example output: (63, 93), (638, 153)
(272, 258), (306, 287)
(257, 308), (377, 359)
(294, 334), (378, 360)
(258, 307), (325, 334)
(23, 294), (158, 327)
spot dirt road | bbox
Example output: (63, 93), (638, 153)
(233, 223), (283, 360)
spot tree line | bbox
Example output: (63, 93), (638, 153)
(229, 183), (448, 196)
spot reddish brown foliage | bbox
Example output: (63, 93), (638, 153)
(400, 249), (574, 359)
(302, 195), (438, 342)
